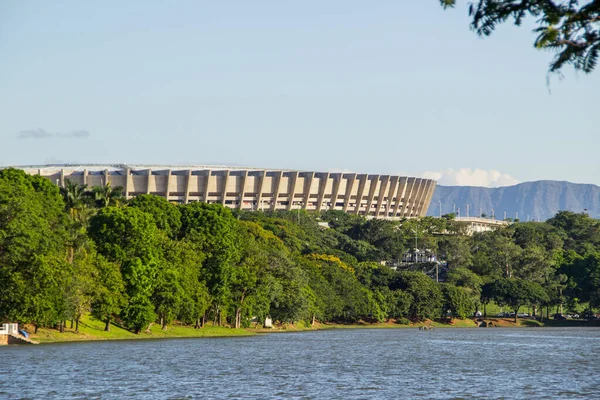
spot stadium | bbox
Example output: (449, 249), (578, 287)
(16, 165), (436, 218)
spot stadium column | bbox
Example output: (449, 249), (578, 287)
(165, 169), (172, 200)
(221, 170), (230, 206)
(271, 170), (283, 211)
(256, 171), (267, 211)
(384, 177), (398, 218)
(402, 178), (418, 218)
(238, 170), (248, 210)
(375, 175), (390, 218)
(342, 173), (357, 213)
(184, 169), (192, 204)
(412, 179), (425, 217)
(104, 169), (109, 187)
(286, 171), (299, 211)
(329, 173), (342, 211)
(414, 180), (430, 216)
(354, 174), (368, 215)
(124, 167), (130, 200)
(420, 180), (437, 217)
(146, 169), (152, 194)
(203, 170), (212, 203)
(393, 177), (408, 217)
(365, 175), (381, 217)
(316, 172), (330, 212)
(83, 169), (88, 187)
(302, 171), (315, 210)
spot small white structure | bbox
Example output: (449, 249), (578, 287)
(0, 323), (19, 335)
(263, 317), (273, 328)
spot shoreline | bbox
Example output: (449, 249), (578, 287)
(17, 315), (598, 345)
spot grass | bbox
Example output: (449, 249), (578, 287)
(30, 314), (254, 344)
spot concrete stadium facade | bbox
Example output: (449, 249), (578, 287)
(18, 165), (436, 218)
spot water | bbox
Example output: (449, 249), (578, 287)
(1, 328), (599, 399)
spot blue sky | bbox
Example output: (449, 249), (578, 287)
(1, 1), (598, 187)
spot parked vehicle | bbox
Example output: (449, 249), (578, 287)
(553, 314), (566, 321)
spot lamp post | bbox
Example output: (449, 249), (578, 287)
(411, 228), (418, 262)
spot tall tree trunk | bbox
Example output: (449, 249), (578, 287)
(70, 320), (74, 329)
(161, 316), (167, 330)
(34, 324), (39, 334)
(235, 308), (241, 329)
(201, 313), (205, 328)
(195, 318), (200, 329)
(312, 314), (316, 326)
(75, 318), (80, 333)
(60, 321), (65, 333)
(483, 303), (487, 318)
(105, 318), (110, 332)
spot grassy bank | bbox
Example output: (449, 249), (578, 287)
(30, 314), (254, 344)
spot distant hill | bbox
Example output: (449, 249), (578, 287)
(427, 181), (600, 221)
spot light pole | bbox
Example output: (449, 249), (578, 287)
(411, 228), (418, 262)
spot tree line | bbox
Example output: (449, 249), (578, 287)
(1, 168), (599, 333)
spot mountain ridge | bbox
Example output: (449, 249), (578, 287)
(427, 180), (600, 221)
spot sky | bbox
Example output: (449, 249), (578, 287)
(1, 1), (598, 187)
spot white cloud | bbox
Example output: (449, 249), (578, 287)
(17, 128), (91, 139)
(420, 168), (520, 187)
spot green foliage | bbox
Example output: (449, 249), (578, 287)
(442, 284), (474, 319)
(396, 271), (443, 320)
(2, 170), (600, 333)
(128, 194), (182, 239)
(440, 0), (600, 74)
(489, 278), (549, 320)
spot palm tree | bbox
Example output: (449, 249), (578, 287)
(60, 179), (89, 216)
(92, 182), (124, 208)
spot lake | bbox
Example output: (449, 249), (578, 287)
(1, 327), (599, 399)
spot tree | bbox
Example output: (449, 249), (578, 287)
(91, 255), (126, 331)
(60, 179), (90, 215)
(0, 169), (68, 330)
(442, 284), (475, 319)
(440, 0), (600, 74)
(179, 203), (241, 325)
(394, 271), (443, 320)
(88, 207), (162, 333)
(128, 194), (182, 239)
(92, 183), (123, 208)
(152, 268), (184, 330)
(490, 278), (549, 322)
(447, 267), (484, 310)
